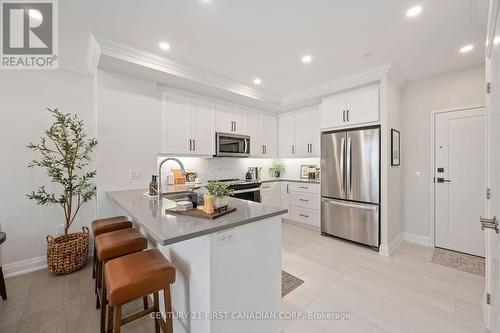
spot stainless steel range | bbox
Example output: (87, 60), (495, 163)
(210, 179), (262, 203)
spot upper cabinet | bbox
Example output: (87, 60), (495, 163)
(162, 93), (215, 156)
(279, 107), (320, 158)
(216, 104), (247, 135)
(247, 112), (278, 158)
(321, 85), (379, 130)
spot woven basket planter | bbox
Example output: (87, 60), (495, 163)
(46, 226), (89, 275)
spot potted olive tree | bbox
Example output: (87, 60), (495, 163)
(27, 108), (97, 275)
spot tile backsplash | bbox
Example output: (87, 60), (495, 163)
(157, 157), (320, 183)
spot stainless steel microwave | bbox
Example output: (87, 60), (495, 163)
(215, 132), (250, 157)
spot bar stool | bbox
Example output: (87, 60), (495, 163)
(95, 228), (147, 311)
(0, 231), (6, 300)
(91, 216), (132, 280)
(104, 249), (176, 333)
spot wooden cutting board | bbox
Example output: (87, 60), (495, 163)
(165, 207), (236, 220)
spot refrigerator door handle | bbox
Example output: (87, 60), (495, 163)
(322, 198), (378, 211)
(347, 136), (352, 194)
(340, 137), (345, 194)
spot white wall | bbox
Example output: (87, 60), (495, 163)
(402, 65), (485, 240)
(96, 70), (162, 217)
(0, 69), (96, 271)
(387, 76), (403, 249)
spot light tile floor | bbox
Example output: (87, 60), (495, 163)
(0, 222), (486, 332)
(281, 222), (486, 333)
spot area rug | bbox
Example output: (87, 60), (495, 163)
(282, 270), (304, 297)
(431, 248), (485, 276)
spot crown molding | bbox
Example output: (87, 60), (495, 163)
(94, 35), (282, 105)
(87, 32), (101, 75)
(281, 64), (395, 106)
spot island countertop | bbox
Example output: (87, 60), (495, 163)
(107, 189), (287, 246)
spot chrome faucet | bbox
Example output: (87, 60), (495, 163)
(157, 157), (186, 201)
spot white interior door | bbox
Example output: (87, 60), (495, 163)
(434, 108), (487, 257)
(485, 1), (500, 327)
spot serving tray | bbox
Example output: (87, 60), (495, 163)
(165, 206), (236, 220)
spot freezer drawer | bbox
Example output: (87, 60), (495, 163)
(321, 198), (379, 247)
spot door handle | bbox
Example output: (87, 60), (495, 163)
(436, 178), (452, 183)
(299, 214), (310, 218)
(347, 136), (352, 194)
(299, 198), (309, 202)
(481, 216), (499, 233)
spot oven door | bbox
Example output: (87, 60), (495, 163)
(216, 133), (250, 157)
(232, 188), (261, 203)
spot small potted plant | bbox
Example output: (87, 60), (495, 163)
(269, 161), (286, 178)
(27, 108), (97, 275)
(205, 181), (233, 209)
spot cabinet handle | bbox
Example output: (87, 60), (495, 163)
(292, 145), (295, 154)
(310, 144), (313, 154)
(299, 198), (309, 202)
(193, 139), (196, 151)
(346, 110), (349, 122)
(264, 145), (267, 154)
(299, 186), (309, 189)
(234, 121), (237, 132)
(286, 184), (289, 193)
(343, 110), (346, 122)
(299, 214), (309, 218)
(189, 139), (192, 151)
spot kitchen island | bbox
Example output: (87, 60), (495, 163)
(107, 189), (286, 333)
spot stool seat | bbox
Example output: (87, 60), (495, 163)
(92, 216), (132, 237)
(95, 228), (147, 261)
(105, 249), (175, 306)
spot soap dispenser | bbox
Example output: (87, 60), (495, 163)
(149, 175), (158, 196)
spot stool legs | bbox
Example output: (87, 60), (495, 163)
(0, 266), (7, 300)
(113, 305), (122, 333)
(92, 247), (97, 279)
(153, 292), (160, 333)
(164, 287), (173, 333)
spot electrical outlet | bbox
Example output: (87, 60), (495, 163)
(217, 229), (235, 246)
(129, 169), (142, 180)
(56, 224), (65, 236)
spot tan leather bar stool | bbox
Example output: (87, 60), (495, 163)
(0, 231), (6, 300)
(91, 216), (132, 281)
(95, 228), (147, 311)
(104, 249), (176, 333)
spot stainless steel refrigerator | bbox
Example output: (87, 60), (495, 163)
(320, 126), (380, 248)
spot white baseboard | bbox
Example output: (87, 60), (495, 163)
(282, 218), (320, 231)
(402, 232), (432, 247)
(3, 244), (94, 279)
(3, 255), (48, 278)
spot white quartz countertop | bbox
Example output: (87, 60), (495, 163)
(107, 189), (287, 246)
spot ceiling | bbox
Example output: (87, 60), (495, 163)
(62, 0), (487, 99)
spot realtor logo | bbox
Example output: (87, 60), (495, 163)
(1, 0), (58, 69)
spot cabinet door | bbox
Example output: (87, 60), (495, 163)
(345, 87), (379, 125)
(309, 107), (321, 156)
(320, 97), (346, 130)
(260, 182), (280, 207)
(247, 113), (264, 157)
(215, 104), (234, 133)
(279, 114), (295, 158)
(191, 98), (216, 155)
(294, 111), (310, 157)
(163, 93), (192, 154)
(232, 109), (247, 135)
(280, 182), (290, 218)
(262, 115), (278, 158)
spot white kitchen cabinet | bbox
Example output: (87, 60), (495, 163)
(247, 112), (278, 158)
(278, 114), (296, 158)
(260, 181), (280, 208)
(216, 104), (247, 135)
(321, 85), (379, 129)
(280, 181), (290, 218)
(162, 93), (215, 155)
(279, 107), (320, 158)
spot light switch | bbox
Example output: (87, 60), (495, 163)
(129, 169), (142, 180)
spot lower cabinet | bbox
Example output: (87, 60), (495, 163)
(279, 181), (320, 228)
(260, 182), (281, 207)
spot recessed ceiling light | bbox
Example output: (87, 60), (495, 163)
(302, 55), (312, 64)
(253, 78), (262, 85)
(459, 44), (474, 54)
(406, 5), (423, 17)
(495, 36), (500, 45)
(159, 42), (170, 51)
